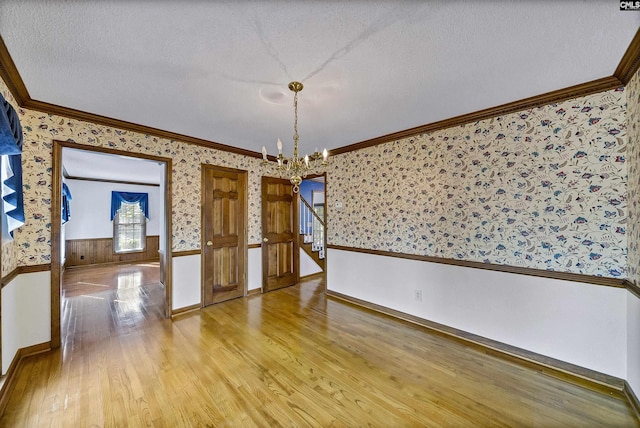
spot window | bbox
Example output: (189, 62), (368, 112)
(114, 202), (146, 253)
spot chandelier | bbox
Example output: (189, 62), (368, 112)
(262, 81), (328, 193)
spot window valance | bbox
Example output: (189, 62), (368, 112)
(0, 93), (24, 237)
(111, 191), (149, 220)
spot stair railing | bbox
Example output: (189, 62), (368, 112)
(299, 195), (325, 259)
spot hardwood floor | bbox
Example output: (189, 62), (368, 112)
(2, 265), (638, 426)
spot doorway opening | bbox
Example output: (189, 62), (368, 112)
(260, 173), (327, 293)
(51, 141), (172, 349)
(298, 176), (325, 278)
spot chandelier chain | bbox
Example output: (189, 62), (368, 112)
(293, 91), (299, 158)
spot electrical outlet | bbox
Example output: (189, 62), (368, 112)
(414, 290), (422, 301)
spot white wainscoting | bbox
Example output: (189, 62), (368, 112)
(171, 255), (201, 310)
(300, 248), (322, 277)
(1, 271), (51, 374)
(172, 249), (263, 310)
(248, 247), (262, 292)
(327, 248), (627, 379)
(628, 291), (640, 396)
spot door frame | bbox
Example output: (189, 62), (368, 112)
(51, 140), (173, 348)
(303, 172), (327, 225)
(300, 172), (327, 291)
(200, 164), (248, 305)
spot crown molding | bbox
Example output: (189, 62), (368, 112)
(64, 175), (160, 187)
(330, 76), (623, 156)
(333, 29), (640, 156)
(614, 27), (640, 85)
(0, 36), (264, 159)
(0, 35), (29, 105)
(23, 99), (264, 159)
(1, 29), (639, 158)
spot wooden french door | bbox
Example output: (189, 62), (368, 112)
(262, 177), (298, 292)
(202, 165), (247, 305)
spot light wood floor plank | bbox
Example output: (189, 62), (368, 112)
(1, 264), (638, 426)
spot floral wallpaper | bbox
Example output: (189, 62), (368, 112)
(1, 74), (269, 268)
(0, 72), (634, 279)
(327, 88), (628, 278)
(627, 68), (640, 286)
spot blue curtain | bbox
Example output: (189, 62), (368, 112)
(111, 191), (149, 220)
(0, 93), (24, 237)
(62, 183), (72, 223)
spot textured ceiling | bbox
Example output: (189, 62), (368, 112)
(0, 1), (638, 157)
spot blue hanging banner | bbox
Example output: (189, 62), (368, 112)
(0, 93), (24, 237)
(62, 183), (72, 223)
(0, 94), (22, 156)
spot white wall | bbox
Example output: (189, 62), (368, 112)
(64, 179), (160, 240)
(159, 165), (166, 253)
(61, 177), (67, 264)
(248, 247), (321, 291)
(1, 271), (51, 374)
(327, 248), (628, 378)
(61, 222), (66, 264)
(300, 248), (322, 277)
(172, 254), (201, 310)
(628, 292), (640, 396)
(173, 249), (263, 309)
(248, 247), (262, 291)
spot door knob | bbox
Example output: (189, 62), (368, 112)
(206, 241), (213, 246)
(263, 237), (269, 243)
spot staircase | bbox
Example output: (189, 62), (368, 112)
(299, 195), (325, 270)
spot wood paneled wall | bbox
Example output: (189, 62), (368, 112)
(65, 236), (159, 267)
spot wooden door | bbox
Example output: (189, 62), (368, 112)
(202, 165), (247, 305)
(262, 177), (298, 292)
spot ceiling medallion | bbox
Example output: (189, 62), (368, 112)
(262, 81), (328, 193)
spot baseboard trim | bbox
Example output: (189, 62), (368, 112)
(247, 288), (261, 296)
(300, 272), (325, 281)
(172, 250), (201, 257)
(65, 258), (159, 270)
(326, 290), (627, 398)
(0, 341), (51, 417)
(625, 381), (640, 421)
(626, 280), (640, 300)
(171, 303), (201, 317)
